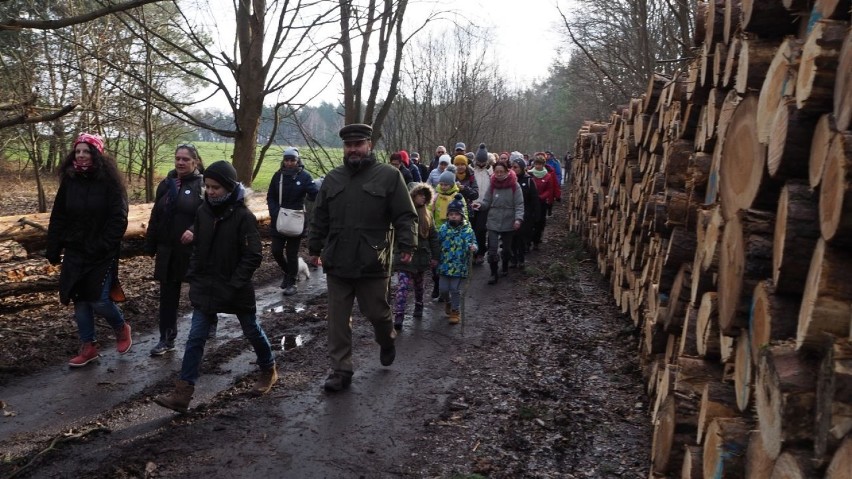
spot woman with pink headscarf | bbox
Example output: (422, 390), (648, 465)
(46, 133), (132, 368)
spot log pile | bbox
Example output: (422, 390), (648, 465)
(0, 196), (270, 295)
(567, 2), (851, 476)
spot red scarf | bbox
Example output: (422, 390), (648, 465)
(490, 169), (518, 193)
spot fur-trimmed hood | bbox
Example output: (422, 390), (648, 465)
(408, 182), (434, 205)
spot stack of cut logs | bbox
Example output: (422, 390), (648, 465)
(0, 197), (270, 296)
(568, 1), (851, 477)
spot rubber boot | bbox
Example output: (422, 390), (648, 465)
(252, 364), (278, 396)
(487, 261), (499, 284)
(154, 380), (194, 413)
(69, 342), (99, 368)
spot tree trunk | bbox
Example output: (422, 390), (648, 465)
(735, 37), (783, 95)
(750, 280), (800, 365)
(796, 19), (847, 114)
(808, 113), (838, 188)
(772, 181), (820, 295)
(741, 0), (800, 37)
(768, 97), (822, 180)
(697, 292), (722, 360)
(734, 328), (753, 411)
(834, 28), (852, 131)
(819, 130), (852, 246)
(702, 417), (751, 478)
(755, 342), (818, 459)
(797, 238), (852, 350)
(719, 95), (781, 219)
(697, 381), (739, 443)
(757, 38), (803, 144)
(681, 445), (703, 479)
(717, 208), (774, 336)
(722, 0), (742, 44)
(745, 430), (776, 478)
(814, 339), (852, 465)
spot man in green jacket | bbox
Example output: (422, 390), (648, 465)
(308, 123), (418, 392)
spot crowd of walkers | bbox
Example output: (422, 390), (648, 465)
(44, 127), (567, 404)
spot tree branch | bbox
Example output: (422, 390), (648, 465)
(0, 0), (166, 31)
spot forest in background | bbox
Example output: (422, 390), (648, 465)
(0, 0), (695, 206)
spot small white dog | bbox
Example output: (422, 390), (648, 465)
(296, 257), (311, 282)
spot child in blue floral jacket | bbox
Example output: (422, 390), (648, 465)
(437, 194), (478, 324)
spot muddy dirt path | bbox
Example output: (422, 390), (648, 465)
(1, 208), (651, 478)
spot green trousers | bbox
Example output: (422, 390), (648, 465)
(326, 274), (396, 374)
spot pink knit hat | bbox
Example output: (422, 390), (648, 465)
(73, 133), (105, 154)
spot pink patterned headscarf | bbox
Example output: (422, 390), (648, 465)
(73, 133), (105, 154)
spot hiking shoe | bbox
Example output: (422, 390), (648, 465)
(380, 344), (396, 366)
(115, 323), (132, 354)
(282, 285), (297, 296)
(69, 342), (99, 368)
(150, 341), (176, 357)
(449, 310), (460, 324)
(154, 380), (194, 413)
(208, 320), (218, 339)
(252, 364), (278, 396)
(412, 303), (423, 318)
(445, 301), (452, 315)
(323, 372), (352, 392)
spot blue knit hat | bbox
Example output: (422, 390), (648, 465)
(447, 193), (465, 216)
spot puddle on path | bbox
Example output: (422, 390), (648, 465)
(266, 303), (307, 314)
(280, 333), (311, 351)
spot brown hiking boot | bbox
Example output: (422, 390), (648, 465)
(154, 380), (194, 413)
(69, 342), (99, 368)
(449, 310), (460, 324)
(252, 364), (278, 396)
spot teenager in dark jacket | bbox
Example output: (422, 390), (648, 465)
(155, 161), (277, 413)
(46, 133), (131, 368)
(267, 147), (318, 295)
(145, 144), (209, 356)
(410, 152), (428, 182)
(509, 157), (539, 269)
(389, 151), (413, 183)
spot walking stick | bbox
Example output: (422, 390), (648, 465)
(459, 251), (474, 337)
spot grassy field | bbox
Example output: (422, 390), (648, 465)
(1, 141), (345, 194)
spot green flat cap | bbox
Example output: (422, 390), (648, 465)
(339, 123), (373, 141)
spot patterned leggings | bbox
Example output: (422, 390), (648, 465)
(394, 271), (425, 321)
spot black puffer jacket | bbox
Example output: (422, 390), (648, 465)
(266, 165), (318, 237)
(187, 186), (262, 314)
(145, 169), (204, 282)
(46, 170), (128, 305)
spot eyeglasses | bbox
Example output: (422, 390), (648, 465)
(176, 143), (198, 157)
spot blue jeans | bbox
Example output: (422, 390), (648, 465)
(439, 275), (462, 310)
(74, 274), (125, 343)
(179, 308), (275, 385)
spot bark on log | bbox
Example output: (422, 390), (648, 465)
(750, 280), (800, 366)
(736, 36), (784, 95)
(705, 0), (727, 51)
(723, 0), (743, 44)
(723, 35), (743, 88)
(719, 95), (782, 219)
(665, 140), (694, 190)
(652, 394), (698, 474)
(644, 74), (670, 115)
(741, 0), (801, 37)
(679, 304), (701, 358)
(745, 430), (777, 478)
(819, 130), (852, 246)
(767, 98), (821, 180)
(689, 152), (713, 199)
(815, 339), (852, 462)
(734, 328), (754, 411)
(664, 263), (692, 334)
(796, 19), (848, 114)
(0, 239), (28, 262)
(0, 196), (271, 253)
(772, 181), (820, 295)
(717, 209), (774, 336)
(697, 381), (739, 443)
(834, 28), (852, 131)
(706, 90), (743, 205)
(0, 258), (61, 295)
(797, 238), (852, 351)
(815, 0), (852, 19)
(697, 292), (723, 360)
(702, 417), (751, 478)
(809, 113), (838, 188)
(680, 445), (703, 479)
(769, 449), (818, 478)
(755, 342), (818, 459)
(825, 435), (852, 479)
(758, 37), (804, 144)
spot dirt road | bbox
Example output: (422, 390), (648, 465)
(0, 212), (651, 478)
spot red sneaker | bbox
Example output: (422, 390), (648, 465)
(115, 323), (132, 354)
(69, 342), (99, 368)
